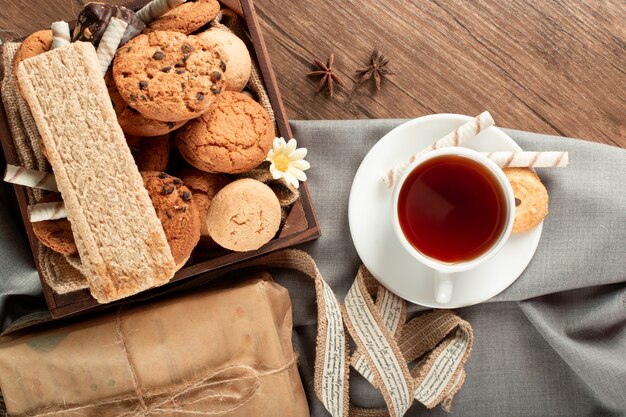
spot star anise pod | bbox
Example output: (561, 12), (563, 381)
(307, 53), (346, 97)
(356, 48), (393, 91)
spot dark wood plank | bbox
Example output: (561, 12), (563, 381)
(0, 1), (623, 145)
(252, 0), (625, 146)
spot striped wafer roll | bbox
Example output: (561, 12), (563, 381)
(28, 201), (67, 222)
(4, 165), (59, 192)
(51, 21), (70, 50)
(136, 0), (187, 24)
(484, 151), (569, 168)
(384, 111), (495, 187)
(96, 17), (128, 76)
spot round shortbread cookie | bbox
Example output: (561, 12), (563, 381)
(504, 168), (549, 233)
(206, 179), (281, 251)
(176, 91), (274, 174)
(145, 0), (221, 35)
(142, 171), (201, 268)
(112, 31), (225, 122)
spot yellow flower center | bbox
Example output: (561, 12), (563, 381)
(273, 154), (291, 172)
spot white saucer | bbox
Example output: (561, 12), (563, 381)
(348, 114), (543, 308)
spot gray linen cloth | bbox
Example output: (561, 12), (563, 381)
(0, 119), (624, 416)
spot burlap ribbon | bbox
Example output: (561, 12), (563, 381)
(195, 249), (474, 417)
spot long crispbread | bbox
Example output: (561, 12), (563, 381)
(16, 42), (176, 303)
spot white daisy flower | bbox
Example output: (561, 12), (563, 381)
(266, 137), (310, 189)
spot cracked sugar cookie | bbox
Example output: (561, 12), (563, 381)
(112, 31), (225, 122)
(206, 179), (281, 252)
(176, 91), (275, 174)
(504, 168), (548, 233)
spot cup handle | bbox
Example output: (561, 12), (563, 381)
(434, 270), (453, 304)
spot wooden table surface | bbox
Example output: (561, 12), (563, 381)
(1, 0), (624, 147)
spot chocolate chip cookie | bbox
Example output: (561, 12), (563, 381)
(106, 71), (185, 136)
(145, 0), (221, 35)
(112, 31), (225, 122)
(127, 134), (170, 171)
(176, 91), (274, 173)
(197, 28), (251, 92)
(142, 171), (201, 268)
(178, 167), (230, 243)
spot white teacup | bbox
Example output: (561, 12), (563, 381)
(391, 147), (516, 304)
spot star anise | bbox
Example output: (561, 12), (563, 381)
(356, 48), (393, 91)
(307, 53), (346, 97)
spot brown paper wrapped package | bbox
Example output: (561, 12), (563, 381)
(0, 273), (309, 417)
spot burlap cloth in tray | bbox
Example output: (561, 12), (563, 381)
(0, 11), (296, 295)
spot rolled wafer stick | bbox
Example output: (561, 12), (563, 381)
(384, 111), (495, 187)
(28, 201), (67, 222)
(484, 151), (569, 168)
(96, 17), (128, 76)
(51, 21), (71, 50)
(136, 0), (187, 24)
(4, 165), (59, 192)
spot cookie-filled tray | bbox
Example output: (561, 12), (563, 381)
(0, 0), (320, 318)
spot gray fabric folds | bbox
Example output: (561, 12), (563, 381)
(0, 119), (624, 416)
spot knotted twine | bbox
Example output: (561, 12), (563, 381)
(23, 305), (299, 417)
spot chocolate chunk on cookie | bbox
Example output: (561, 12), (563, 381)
(31, 194), (78, 257)
(72, 2), (145, 47)
(142, 171), (201, 268)
(112, 31), (225, 122)
(178, 168), (230, 244)
(197, 28), (251, 92)
(504, 168), (549, 233)
(106, 71), (186, 136)
(176, 91), (274, 173)
(13, 30), (53, 95)
(145, 0), (220, 35)
(127, 134), (170, 171)
(207, 179), (281, 252)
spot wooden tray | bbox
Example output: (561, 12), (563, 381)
(0, 0), (320, 319)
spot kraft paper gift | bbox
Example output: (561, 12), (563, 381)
(0, 273), (309, 417)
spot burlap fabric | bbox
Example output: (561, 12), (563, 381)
(1, 43), (86, 295)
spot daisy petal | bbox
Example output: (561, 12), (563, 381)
(290, 159), (310, 171)
(286, 139), (297, 154)
(269, 165), (284, 180)
(283, 172), (299, 188)
(289, 147), (308, 161)
(289, 167), (307, 182)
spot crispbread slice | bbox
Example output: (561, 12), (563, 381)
(17, 42), (176, 303)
